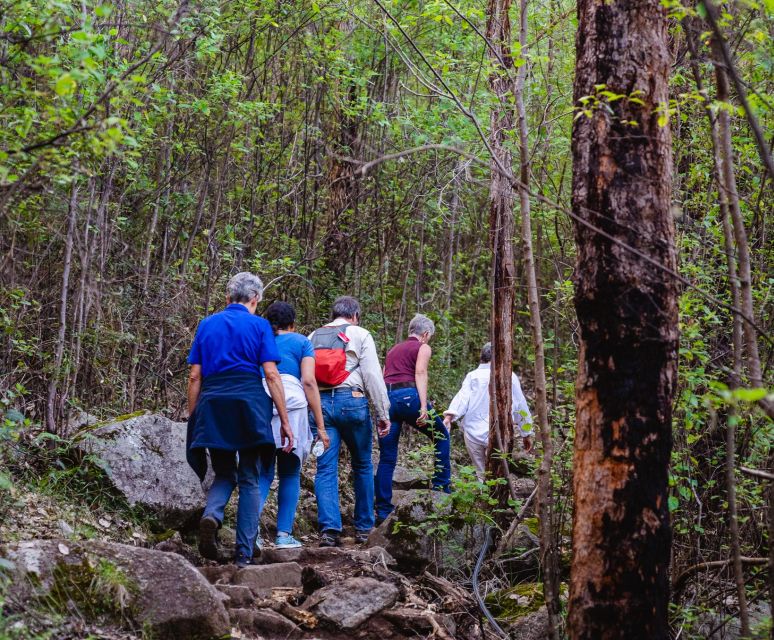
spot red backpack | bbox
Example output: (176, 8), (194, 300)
(310, 325), (358, 386)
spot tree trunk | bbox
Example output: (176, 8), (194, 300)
(484, 0), (516, 497)
(568, 0), (678, 638)
(514, 0), (560, 635)
(46, 182), (79, 434)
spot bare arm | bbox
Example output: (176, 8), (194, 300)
(415, 343), (432, 423)
(187, 365), (202, 416)
(300, 356), (329, 449)
(263, 361), (294, 452)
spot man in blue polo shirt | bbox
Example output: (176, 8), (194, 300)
(187, 271), (293, 567)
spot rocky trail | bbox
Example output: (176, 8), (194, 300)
(0, 413), (547, 639)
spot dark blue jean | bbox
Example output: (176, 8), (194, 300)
(375, 387), (451, 521)
(312, 387), (374, 533)
(204, 446), (273, 561)
(259, 450), (301, 534)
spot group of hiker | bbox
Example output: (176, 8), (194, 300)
(186, 272), (534, 567)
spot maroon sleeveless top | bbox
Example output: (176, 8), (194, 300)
(383, 337), (422, 383)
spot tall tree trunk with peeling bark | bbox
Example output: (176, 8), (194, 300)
(568, 1), (678, 638)
(484, 0), (517, 498)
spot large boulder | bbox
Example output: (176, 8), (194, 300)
(1, 539), (230, 639)
(367, 489), (485, 575)
(76, 413), (204, 528)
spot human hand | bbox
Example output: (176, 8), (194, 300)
(377, 419), (391, 438)
(280, 421), (294, 453)
(416, 407), (429, 426)
(442, 415), (452, 431)
(317, 428), (331, 450)
(522, 436), (533, 453)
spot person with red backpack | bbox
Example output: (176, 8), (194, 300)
(309, 296), (391, 547)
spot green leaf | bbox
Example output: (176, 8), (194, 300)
(55, 73), (77, 96)
(732, 387), (769, 402)
(668, 496), (679, 512)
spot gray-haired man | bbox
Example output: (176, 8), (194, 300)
(443, 342), (533, 481)
(309, 296), (391, 547)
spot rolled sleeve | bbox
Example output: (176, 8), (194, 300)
(358, 331), (390, 421)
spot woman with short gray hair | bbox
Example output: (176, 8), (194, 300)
(375, 313), (451, 524)
(186, 271), (293, 567)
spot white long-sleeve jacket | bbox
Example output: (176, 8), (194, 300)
(445, 363), (533, 445)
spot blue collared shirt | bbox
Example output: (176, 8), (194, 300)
(188, 304), (280, 378)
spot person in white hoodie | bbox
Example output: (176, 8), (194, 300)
(443, 342), (533, 481)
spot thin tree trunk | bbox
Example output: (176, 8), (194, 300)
(46, 182), (79, 434)
(685, 22), (750, 633)
(568, 0), (678, 637)
(513, 0), (559, 634)
(484, 0), (516, 500)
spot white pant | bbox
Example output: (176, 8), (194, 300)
(464, 433), (488, 482)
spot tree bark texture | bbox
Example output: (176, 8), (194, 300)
(485, 0), (516, 493)
(569, 1), (678, 638)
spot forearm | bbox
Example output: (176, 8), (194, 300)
(304, 382), (326, 435)
(187, 365), (202, 415)
(187, 380), (201, 415)
(415, 370), (429, 409)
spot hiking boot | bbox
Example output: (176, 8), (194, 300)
(354, 529), (370, 545)
(235, 554), (255, 569)
(319, 530), (341, 548)
(275, 534), (302, 549)
(254, 533), (264, 552)
(198, 515), (219, 560)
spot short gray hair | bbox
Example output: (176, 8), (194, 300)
(331, 296), (361, 320)
(227, 272), (264, 303)
(480, 342), (492, 363)
(408, 313), (435, 338)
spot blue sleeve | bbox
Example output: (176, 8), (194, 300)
(301, 336), (315, 360)
(187, 322), (203, 365)
(258, 322), (281, 364)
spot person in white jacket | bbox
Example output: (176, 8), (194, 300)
(443, 342), (533, 481)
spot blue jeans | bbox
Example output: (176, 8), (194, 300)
(375, 387), (451, 521)
(204, 446), (273, 560)
(312, 388), (374, 533)
(259, 450), (301, 534)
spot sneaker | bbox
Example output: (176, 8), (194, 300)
(354, 530), (370, 545)
(275, 534), (302, 549)
(198, 515), (219, 560)
(319, 530), (341, 548)
(254, 533), (263, 552)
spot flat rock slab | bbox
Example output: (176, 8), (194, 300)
(75, 413), (204, 528)
(234, 561), (303, 596)
(2, 539), (229, 640)
(305, 576), (399, 629)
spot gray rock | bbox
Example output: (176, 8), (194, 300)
(305, 576), (399, 629)
(215, 584), (254, 607)
(367, 489), (485, 574)
(2, 539), (229, 639)
(198, 564), (238, 585)
(506, 606), (549, 640)
(260, 545), (304, 564)
(233, 561), (303, 596)
(251, 608), (299, 635)
(391, 465), (429, 490)
(75, 413), (205, 528)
